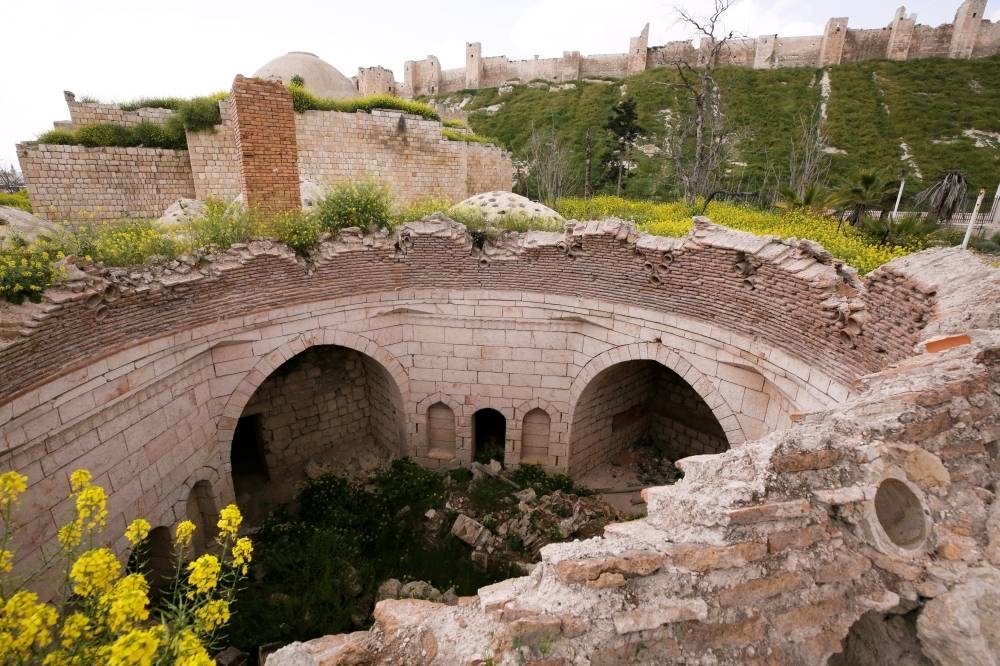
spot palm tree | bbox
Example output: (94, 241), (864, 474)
(834, 169), (900, 230)
(775, 183), (836, 214)
(917, 171), (969, 223)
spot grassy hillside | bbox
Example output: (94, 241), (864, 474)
(437, 55), (1000, 208)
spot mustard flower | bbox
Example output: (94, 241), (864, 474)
(0, 471), (28, 505)
(175, 628), (213, 666)
(69, 548), (120, 597)
(0, 590), (58, 658)
(68, 469), (91, 493)
(0, 549), (12, 574)
(193, 599), (230, 634)
(57, 522), (82, 550)
(74, 484), (107, 531)
(59, 612), (89, 649)
(231, 537), (253, 575)
(216, 504), (242, 539)
(124, 518), (151, 546)
(186, 554), (220, 597)
(103, 574), (150, 633)
(104, 627), (160, 666)
(175, 520), (196, 548)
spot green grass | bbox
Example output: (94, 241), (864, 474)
(461, 55), (1000, 208)
(38, 121), (187, 150)
(442, 128), (497, 144)
(0, 191), (31, 211)
(289, 87), (441, 121)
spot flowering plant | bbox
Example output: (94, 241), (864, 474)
(0, 469), (251, 665)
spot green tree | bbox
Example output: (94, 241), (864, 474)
(604, 98), (641, 196)
(917, 171), (969, 224)
(835, 169), (899, 228)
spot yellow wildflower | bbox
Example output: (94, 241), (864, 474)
(105, 627), (160, 666)
(0, 471), (28, 505)
(103, 574), (150, 633)
(124, 518), (151, 546)
(57, 522), (82, 550)
(0, 549), (12, 573)
(69, 469), (91, 493)
(193, 599), (230, 634)
(0, 590), (58, 658)
(75, 483), (107, 531)
(59, 612), (88, 649)
(186, 554), (220, 597)
(175, 520), (196, 548)
(175, 628), (213, 666)
(69, 548), (120, 597)
(216, 504), (242, 539)
(231, 537), (253, 574)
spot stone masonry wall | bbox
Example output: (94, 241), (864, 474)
(296, 109), (511, 204)
(239, 346), (400, 501)
(230, 76), (300, 212)
(649, 368), (729, 462)
(62, 92), (174, 129)
(185, 100), (241, 202)
(15, 143), (195, 221)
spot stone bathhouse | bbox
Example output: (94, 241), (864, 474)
(16, 76), (512, 222)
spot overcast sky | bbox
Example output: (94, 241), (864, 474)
(3, 0), (998, 168)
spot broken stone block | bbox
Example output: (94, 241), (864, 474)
(452, 514), (492, 548)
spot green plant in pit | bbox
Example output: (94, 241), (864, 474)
(314, 180), (393, 232)
(509, 464), (593, 496)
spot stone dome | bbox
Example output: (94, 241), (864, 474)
(254, 51), (358, 100)
(451, 191), (565, 223)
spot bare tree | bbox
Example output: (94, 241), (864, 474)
(523, 125), (579, 206)
(663, 0), (738, 206)
(0, 165), (25, 194)
(786, 103), (830, 199)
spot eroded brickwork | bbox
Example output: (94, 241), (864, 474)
(230, 76), (301, 212)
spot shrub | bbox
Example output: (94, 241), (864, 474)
(0, 190), (31, 211)
(173, 94), (227, 131)
(0, 469), (252, 664)
(35, 129), (78, 145)
(509, 464), (593, 496)
(0, 240), (65, 304)
(185, 199), (262, 249)
(64, 220), (180, 266)
(268, 209), (323, 254)
(441, 128), (497, 144)
(37, 122), (187, 150)
(392, 197), (455, 227)
(118, 97), (186, 111)
(314, 180), (393, 232)
(288, 86), (441, 121)
(442, 118), (468, 129)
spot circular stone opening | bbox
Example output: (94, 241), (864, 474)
(873, 478), (927, 550)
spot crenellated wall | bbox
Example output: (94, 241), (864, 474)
(3, 218), (995, 587)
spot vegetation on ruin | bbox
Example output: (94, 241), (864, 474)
(313, 180), (394, 232)
(0, 469), (252, 663)
(226, 460), (604, 655)
(37, 121), (188, 150)
(287, 86), (441, 121)
(0, 191), (31, 212)
(441, 128), (497, 145)
(451, 55), (1000, 210)
(0, 239), (65, 304)
(442, 118), (468, 129)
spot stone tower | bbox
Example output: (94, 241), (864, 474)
(627, 24), (650, 76)
(819, 17), (849, 66)
(466, 43), (484, 89)
(950, 0), (987, 58)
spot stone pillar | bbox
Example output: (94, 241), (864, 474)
(466, 43), (483, 89)
(819, 18), (849, 66)
(628, 24), (650, 76)
(950, 0), (987, 59)
(887, 8), (917, 61)
(753, 35), (777, 69)
(229, 75), (301, 213)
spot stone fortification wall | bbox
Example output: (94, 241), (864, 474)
(61, 92), (174, 129)
(296, 109), (511, 204)
(15, 143), (195, 221)
(403, 1), (999, 95)
(185, 100), (241, 201)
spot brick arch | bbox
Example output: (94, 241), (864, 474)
(567, 341), (746, 453)
(216, 329), (410, 450)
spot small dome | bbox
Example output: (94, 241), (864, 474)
(254, 52), (358, 100)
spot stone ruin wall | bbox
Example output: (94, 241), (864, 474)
(59, 92), (175, 130)
(2, 216), (992, 595)
(403, 1), (1000, 96)
(17, 77), (514, 221)
(14, 143), (196, 221)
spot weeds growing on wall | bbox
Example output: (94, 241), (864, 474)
(0, 468), (253, 663)
(313, 180), (394, 232)
(0, 239), (65, 304)
(38, 121), (187, 150)
(0, 190), (31, 212)
(288, 86), (441, 121)
(442, 118), (468, 129)
(441, 128), (497, 145)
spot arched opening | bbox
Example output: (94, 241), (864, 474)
(185, 481), (218, 554)
(231, 345), (406, 524)
(569, 360), (728, 478)
(127, 525), (175, 599)
(426, 402), (456, 459)
(474, 408), (506, 464)
(520, 409), (551, 466)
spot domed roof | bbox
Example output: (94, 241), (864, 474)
(254, 52), (358, 100)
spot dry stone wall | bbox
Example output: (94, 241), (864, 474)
(15, 144), (195, 221)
